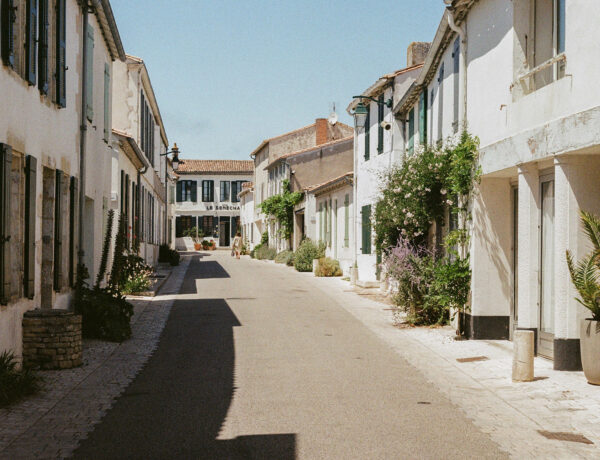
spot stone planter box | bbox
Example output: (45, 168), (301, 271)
(22, 309), (82, 370)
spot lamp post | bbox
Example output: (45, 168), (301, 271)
(160, 143), (180, 247)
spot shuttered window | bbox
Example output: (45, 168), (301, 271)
(202, 180), (213, 202)
(103, 63), (110, 142)
(364, 109), (370, 161)
(344, 193), (349, 248)
(1, 0), (16, 67)
(437, 63), (444, 141)
(55, 0), (66, 106)
(361, 204), (371, 255)
(407, 108), (415, 155)
(26, 0), (38, 85)
(419, 89), (427, 145)
(452, 37), (460, 133)
(53, 170), (63, 291)
(220, 181), (230, 202)
(38, 0), (49, 93)
(0, 144), (11, 304)
(24, 156), (37, 298)
(69, 176), (77, 287)
(377, 94), (384, 154)
(85, 25), (94, 121)
(318, 202), (323, 241)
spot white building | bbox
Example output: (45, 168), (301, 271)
(110, 55), (172, 267)
(0, 0), (125, 357)
(239, 182), (258, 250)
(346, 46), (426, 283)
(173, 160), (253, 249)
(393, 0), (596, 370)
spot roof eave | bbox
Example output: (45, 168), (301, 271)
(95, 1), (126, 61)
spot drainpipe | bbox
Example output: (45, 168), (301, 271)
(445, 4), (467, 130)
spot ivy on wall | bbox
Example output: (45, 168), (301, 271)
(259, 179), (304, 243)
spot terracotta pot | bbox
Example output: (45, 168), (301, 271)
(580, 319), (600, 385)
(211, 245), (217, 250)
(194, 243), (202, 251)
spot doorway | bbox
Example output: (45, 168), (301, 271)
(539, 174), (555, 358)
(219, 217), (230, 247)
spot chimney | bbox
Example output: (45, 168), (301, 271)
(407, 42), (431, 67)
(315, 118), (328, 146)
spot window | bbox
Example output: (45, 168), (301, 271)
(0, 144), (11, 303)
(220, 181), (230, 201)
(175, 215), (195, 238)
(56, 0), (66, 106)
(531, 0), (566, 89)
(176, 180), (197, 202)
(344, 193), (349, 248)
(201, 216), (214, 237)
(103, 63), (110, 142)
(38, 0), (49, 94)
(140, 92), (155, 164)
(319, 202), (323, 241)
(53, 171), (63, 291)
(419, 89), (427, 145)
(1, 0), (17, 68)
(25, 0), (38, 85)
(202, 180), (214, 202)
(377, 94), (384, 154)
(232, 181), (244, 203)
(24, 156), (37, 298)
(407, 108), (415, 155)
(452, 37), (460, 133)
(361, 205), (371, 255)
(85, 24), (94, 121)
(437, 63), (444, 142)
(364, 107), (370, 161)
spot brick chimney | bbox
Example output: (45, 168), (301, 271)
(315, 118), (328, 146)
(407, 42), (431, 67)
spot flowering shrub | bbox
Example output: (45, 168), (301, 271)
(121, 253), (153, 295)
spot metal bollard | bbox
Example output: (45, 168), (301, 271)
(512, 330), (534, 382)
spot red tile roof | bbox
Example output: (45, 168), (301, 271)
(176, 159), (254, 175)
(306, 172), (354, 194)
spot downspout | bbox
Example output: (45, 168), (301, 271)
(446, 5), (467, 130)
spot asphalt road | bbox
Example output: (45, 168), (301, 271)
(73, 252), (506, 459)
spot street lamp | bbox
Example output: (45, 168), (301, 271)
(351, 102), (369, 131)
(160, 143), (181, 246)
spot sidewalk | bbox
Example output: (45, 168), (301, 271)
(0, 256), (190, 460)
(300, 270), (600, 459)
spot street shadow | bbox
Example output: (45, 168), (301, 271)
(72, 298), (296, 459)
(178, 256), (231, 295)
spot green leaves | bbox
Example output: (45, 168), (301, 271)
(259, 179), (303, 241)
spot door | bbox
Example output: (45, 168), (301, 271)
(539, 175), (555, 358)
(219, 217), (230, 247)
(511, 186), (519, 340)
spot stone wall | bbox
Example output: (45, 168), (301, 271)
(22, 310), (82, 370)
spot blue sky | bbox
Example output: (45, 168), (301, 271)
(111, 1), (446, 160)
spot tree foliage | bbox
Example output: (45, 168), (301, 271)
(259, 179), (303, 242)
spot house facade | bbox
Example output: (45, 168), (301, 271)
(250, 118), (353, 251)
(0, 0), (125, 358)
(390, 0), (595, 371)
(110, 55), (171, 268)
(173, 160), (253, 249)
(239, 182), (257, 250)
(347, 45), (427, 283)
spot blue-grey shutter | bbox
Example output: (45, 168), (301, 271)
(191, 181), (198, 202)
(437, 63), (444, 141)
(69, 176), (78, 287)
(453, 37), (460, 132)
(1, 0), (16, 67)
(419, 89), (427, 145)
(408, 108), (415, 154)
(0, 144), (11, 303)
(344, 193), (349, 247)
(104, 63), (110, 141)
(26, 0), (38, 85)
(364, 109), (370, 161)
(377, 94), (384, 154)
(24, 156), (37, 298)
(85, 24), (94, 121)
(176, 181), (183, 202)
(209, 180), (214, 202)
(175, 216), (182, 238)
(54, 170), (63, 291)
(55, 0), (66, 106)
(38, 0), (49, 94)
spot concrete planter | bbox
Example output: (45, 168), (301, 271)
(580, 319), (600, 385)
(349, 267), (358, 285)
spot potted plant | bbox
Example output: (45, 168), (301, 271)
(566, 210), (600, 384)
(209, 240), (217, 250)
(201, 239), (210, 250)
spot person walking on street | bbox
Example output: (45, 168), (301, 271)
(232, 232), (242, 259)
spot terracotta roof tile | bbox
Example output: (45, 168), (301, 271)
(306, 172), (354, 193)
(176, 159), (254, 175)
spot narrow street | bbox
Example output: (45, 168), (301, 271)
(73, 252), (505, 459)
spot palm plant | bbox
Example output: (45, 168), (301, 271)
(566, 211), (600, 321)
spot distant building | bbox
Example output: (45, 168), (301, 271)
(173, 160), (253, 249)
(239, 182), (257, 250)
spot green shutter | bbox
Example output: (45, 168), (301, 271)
(408, 108), (415, 155)
(104, 63), (110, 141)
(24, 156), (37, 298)
(38, 0), (49, 93)
(361, 204), (371, 255)
(377, 94), (384, 153)
(69, 176), (78, 287)
(364, 109), (370, 161)
(54, 170), (63, 291)
(176, 181), (183, 202)
(419, 89), (427, 145)
(85, 24), (94, 121)
(0, 144), (12, 303)
(1, 0), (16, 67)
(344, 193), (349, 248)
(191, 181), (198, 202)
(55, 0), (66, 106)
(26, 0), (38, 85)
(319, 202), (323, 241)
